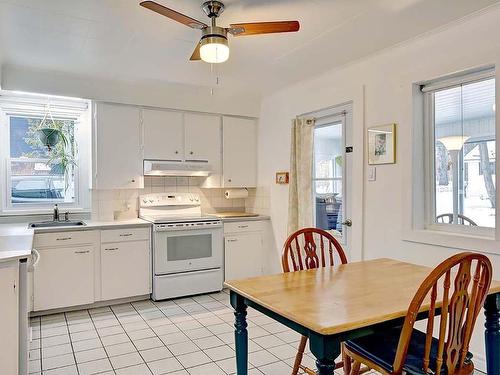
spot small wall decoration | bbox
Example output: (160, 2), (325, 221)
(276, 172), (289, 184)
(367, 123), (396, 165)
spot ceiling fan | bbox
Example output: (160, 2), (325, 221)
(140, 1), (300, 64)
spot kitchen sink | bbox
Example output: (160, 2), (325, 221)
(28, 221), (86, 228)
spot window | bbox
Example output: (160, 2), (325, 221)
(0, 93), (91, 213)
(313, 122), (343, 232)
(423, 69), (496, 229)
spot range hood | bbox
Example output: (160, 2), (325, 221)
(144, 160), (212, 177)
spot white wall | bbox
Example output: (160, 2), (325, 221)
(1, 65), (261, 118)
(258, 5), (500, 371)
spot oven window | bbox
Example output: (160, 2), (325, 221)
(167, 234), (212, 261)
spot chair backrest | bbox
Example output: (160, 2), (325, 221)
(393, 252), (492, 374)
(282, 228), (348, 273)
(436, 213), (477, 226)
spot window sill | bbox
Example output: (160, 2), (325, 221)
(0, 207), (91, 217)
(402, 227), (499, 255)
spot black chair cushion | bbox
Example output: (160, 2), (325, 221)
(344, 327), (473, 374)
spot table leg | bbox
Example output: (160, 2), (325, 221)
(485, 293), (500, 375)
(230, 291), (248, 375)
(309, 333), (340, 375)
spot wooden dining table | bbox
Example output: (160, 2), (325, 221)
(224, 258), (500, 375)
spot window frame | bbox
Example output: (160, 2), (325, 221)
(0, 94), (90, 215)
(422, 68), (496, 238)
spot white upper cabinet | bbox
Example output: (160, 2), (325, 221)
(223, 116), (257, 187)
(94, 103), (143, 189)
(143, 109), (184, 161)
(185, 113), (222, 187)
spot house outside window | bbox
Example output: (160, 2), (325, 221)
(423, 69), (496, 230)
(0, 93), (91, 214)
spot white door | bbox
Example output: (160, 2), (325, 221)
(143, 109), (184, 161)
(185, 113), (222, 187)
(224, 232), (263, 281)
(34, 246), (94, 311)
(95, 103), (143, 189)
(0, 261), (18, 375)
(312, 107), (353, 254)
(101, 241), (150, 300)
(222, 116), (257, 187)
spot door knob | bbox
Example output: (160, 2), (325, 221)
(342, 219), (352, 227)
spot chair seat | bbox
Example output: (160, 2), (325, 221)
(344, 327), (473, 374)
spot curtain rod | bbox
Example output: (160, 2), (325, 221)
(297, 110), (347, 122)
(297, 101), (351, 120)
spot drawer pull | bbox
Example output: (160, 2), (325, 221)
(105, 248), (119, 251)
(227, 239), (238, 242)
(119, 233), (133, 237)
(74, 250), (90, 254)
(56, 237), (72, 241)
(237, 225), (249, 229)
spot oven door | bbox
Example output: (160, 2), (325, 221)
(154, 226), (223, 275)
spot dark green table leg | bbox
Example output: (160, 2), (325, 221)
(485, 293), (500, 375)
(230, 292), (248, 375)
(309, 332), (340, 375)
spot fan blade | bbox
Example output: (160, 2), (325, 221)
(228, 21), (300, 36)
(190, 42), (201, 61)
(140, 1), (207, 30)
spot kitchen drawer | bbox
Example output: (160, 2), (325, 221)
(224, 221), (262, 234)
(34, 231), (97, 248)
(101, 227), (150, 243)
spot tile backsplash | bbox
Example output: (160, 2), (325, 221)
(91, 176), (270, 221)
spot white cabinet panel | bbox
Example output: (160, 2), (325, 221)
(185, 113), (222, 187)
(223, 117), (257, 187)
(143, 109), (184, 161)
(224, 232), (263, 281)
(101, 241), (150, 300)
(0, 262), (19, 375)
(34, 246), (94, 311)
(95, 103), (143, 189)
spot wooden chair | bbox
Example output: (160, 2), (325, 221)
(282, 228), (349, 375)
(343, 252), (492, 375)
(436, 213), (477, 226)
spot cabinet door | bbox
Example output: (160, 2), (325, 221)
(143, 109), (184, 161)
(0, 262), (18, 375)
(101, 241), (150, 301)
(224, 232), (263, 281)
(223, 117), (257, 187)
(95, 103), (143, 189)
(185, 113), (222, 187)
(34, 246), (94, 311)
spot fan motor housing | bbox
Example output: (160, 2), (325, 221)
(201, 26), (228, 40)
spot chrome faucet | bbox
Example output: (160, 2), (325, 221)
(53, 204), (60, 222)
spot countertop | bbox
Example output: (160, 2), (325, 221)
(217, 214), (270, 222)
(0, 225), (34, 263)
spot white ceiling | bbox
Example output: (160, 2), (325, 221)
(0, 0), (498, 95)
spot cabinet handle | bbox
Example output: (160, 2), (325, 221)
(237, 225), (249, 229)
(104, 248), (119, 251)
(56, 237), (72, 241)
(227, 239), (238, 242)
(131, 179), (136, 183)
(119, 233), (133, 237)
(75, 250), (90, 254)
(190, 151), (194, 155)
(175, 151), (179, 154)
(228, 179), (232, 182)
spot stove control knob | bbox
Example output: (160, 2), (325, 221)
(143, 199), (147, 203)
(149, 199), (154, 203)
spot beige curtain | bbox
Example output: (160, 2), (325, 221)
(287, 117), (315, 235)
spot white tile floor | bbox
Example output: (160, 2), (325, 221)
(29, 289), (343, 375)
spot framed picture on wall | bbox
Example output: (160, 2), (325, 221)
(276, 172), (289, 184)
(367, 123), (396, 165)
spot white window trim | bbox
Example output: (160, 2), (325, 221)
(0, 94), (91, 216)
(403, 67), (499, 254)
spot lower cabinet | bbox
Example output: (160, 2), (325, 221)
(34, 246), (94, 311)
(0, 261), (19, 375)
(224, 221), (264, 281)
(101, 240), (150, 300)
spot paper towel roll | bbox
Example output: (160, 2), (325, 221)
(225, 189), (249, 199)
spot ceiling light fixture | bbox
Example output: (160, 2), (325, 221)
(199, 26), (229, 64)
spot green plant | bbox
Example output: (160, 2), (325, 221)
(23, 116), (77, 192)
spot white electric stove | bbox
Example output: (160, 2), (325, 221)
(139, 193), (223, 301)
